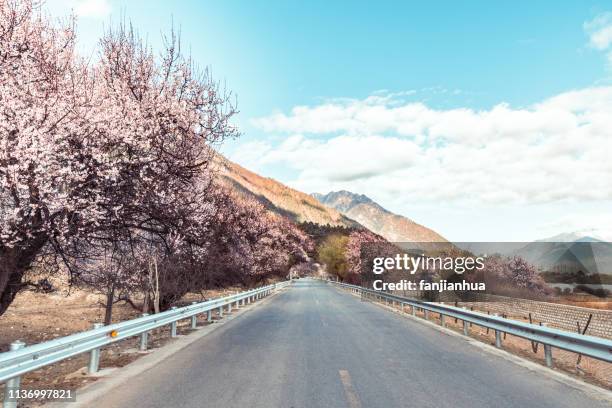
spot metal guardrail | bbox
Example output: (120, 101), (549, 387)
(330, 281), (612, 366)
(0, 280), (292, 406)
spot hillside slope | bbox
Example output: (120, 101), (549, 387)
(313, 191), (446, 242)
(213, 155), (358, 228)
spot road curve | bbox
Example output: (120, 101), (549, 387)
(88, 279), (610, 408)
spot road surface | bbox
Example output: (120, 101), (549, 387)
(89, 279), (610, 408)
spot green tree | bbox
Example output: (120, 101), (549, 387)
(317, 235), (349, 280)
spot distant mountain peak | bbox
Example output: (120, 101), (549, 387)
(313, 190), (446, 242)
(312, 191), (378, 212)
(536, 231), (605, 243)
(213, 158), (446, 243)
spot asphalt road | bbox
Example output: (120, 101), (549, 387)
(90, 279), (610, 408)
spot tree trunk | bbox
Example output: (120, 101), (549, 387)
(142, 291), (150, 314)
(0, 235), (48, 316)
(0, 267), (26, 316)
(104, 285), (115, 325)
(153, 258), (160, 314)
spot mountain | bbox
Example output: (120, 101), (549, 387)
(312, 191), (446, 242)
(455, 233), (607, 258)
(536, 232), (604, 243)
(212, 155), (359, 228)
(513, 236), (612, 275)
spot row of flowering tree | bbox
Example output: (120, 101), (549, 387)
(0, 1), (312, 322)
(320, 228), (551, 301)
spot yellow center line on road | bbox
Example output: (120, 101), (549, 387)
(339, 369), (362, 408)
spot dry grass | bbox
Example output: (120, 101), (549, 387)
(552, 295), (611, 310)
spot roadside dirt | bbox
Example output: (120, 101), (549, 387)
(552, 295), (611, 310)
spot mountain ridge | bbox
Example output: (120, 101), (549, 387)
(536, 232), (605, 243)
(212, 155), (360, 228)
(312, 190), (447, 242)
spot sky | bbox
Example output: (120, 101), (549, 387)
(45, 0), (612, 242)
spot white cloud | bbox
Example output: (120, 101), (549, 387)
(246, 87), (612, 208)
(585, 12), (612, 71)
(585, 12), (612, 50)
(539, 213), (612, 242)
(74, 0), (111, 18)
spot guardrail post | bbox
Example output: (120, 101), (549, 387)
(424, 310), (429, 320)
(3, 340), (25, 408)
(493, 314), (502, 348)
(139, 313), (149, 351)
(170, 307), (178, 337)
(540, 323), (553, 367)
(191, 302), (198, 329)
(544, 344), (553, 367)
(411, 305), (416, 316)
(207, 310), (212, 323)
(440, 314), (446, 327)
(88, 323), (104, 373)
(462, 308), (469, 335)
(228, 302), (232, 313)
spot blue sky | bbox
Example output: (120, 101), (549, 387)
(47, 0), (612, 242)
